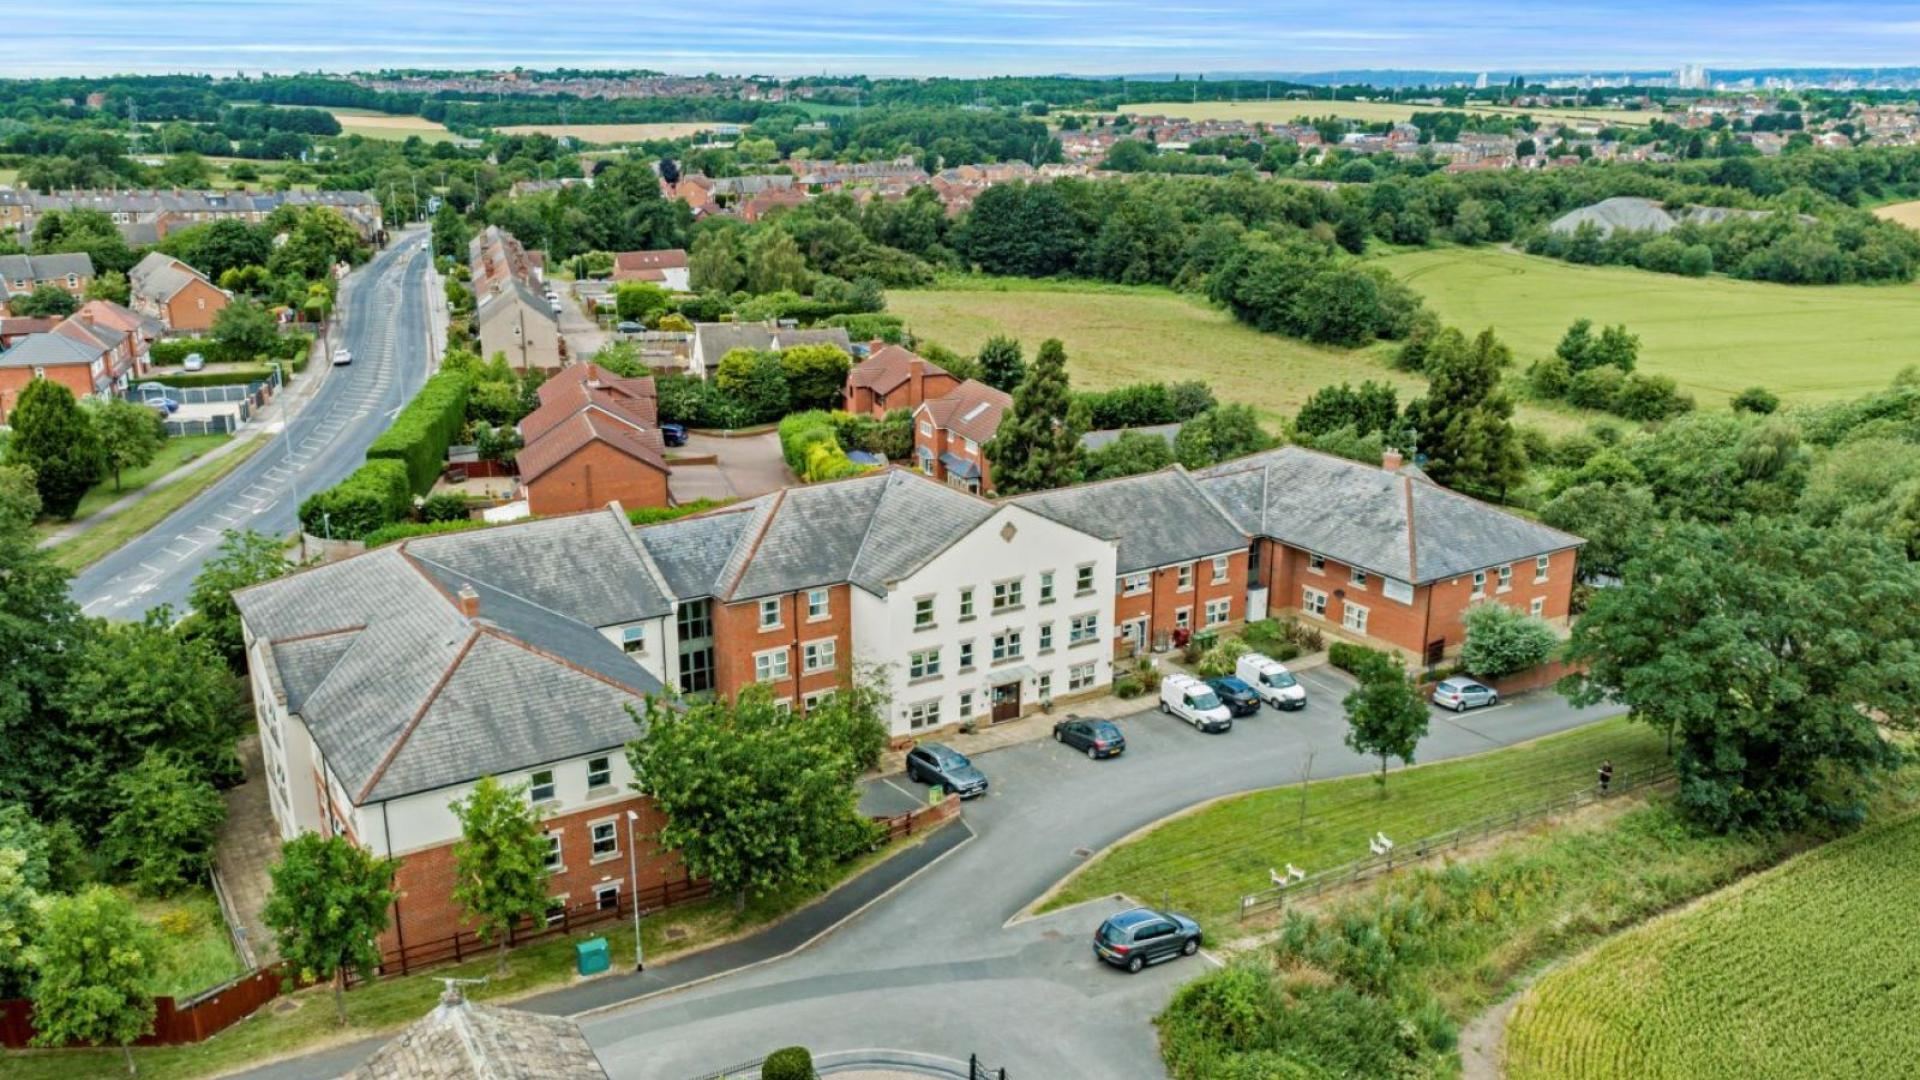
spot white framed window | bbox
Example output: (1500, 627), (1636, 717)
(545, 900), (568, 927)
(773, 698), (793, 717)
(1530, 596), (1546, 617)
(1039, 571), (1055, 603)
(959, 587), (974, 620)
(1037, 673), (1052, 700)
(754, 648), (790, 682)
(958, 641), (975, 671)
(1350, 567), (1368, 588)
(804, 689), (836, 711)
(807, 588), (830, 620)
(1121, 618), (1146, 645)
(621, 625), (646, 654)
(1535, 555), (1551, 583)
(907, 700), (941, 730)
(993, 578), (1023, 611)
(1175, 607), (1191, 630)
(590, 820), (618, 859)
(1069, 612), (1098, 644)
(1308, 552), (1326, 573)
(1211, 555), (1230, 584)
(962, 437), (977, 453)
(1303, 586), (1328, 617)
(919, 420), (933, 436)
(758, 597), (781, 629)
(1497, 565), (1513, 592)
(1122, 573), (1150, 595)
(992, 629), (1023, 662)
(1076, 564), (1096, 594)
(914, 595), (936, 629)
(1038, 623), (1054, 652)
(803, 638), (836, 673)
(543, 833), (563, 872)
(587, 756), (612, 789)
(1177, 564), (1193, 591)
(1343, 602), (1370, 634)
(529, 769), (556, 803)
(595, 882), (621, 910)
(909, 648), (941, 679)
(1471, 570), (1487, 598)
(1205, 598), (1231, 627)
(958, 691), (974, 718)
(1069, 662), (1097, 691)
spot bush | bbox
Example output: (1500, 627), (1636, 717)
(1114, 675), (1146, 699)
(628, 499), (725, 527)
(1458, 603), (1558, 678)
(149, 367), (275, 389)
(1196, 637), (1249, 678)
(761, 1046), (816, 1080)
(1328, 641), (1399, 680)
(421, 492), (472, 523)
(149, 338), (217, 366)
(361, 517), (491, 548)
(778, 410), (873, 482)
(1731, 385), (1781, 415)
(366, 370), (472, 494)
(299, 458), (412, 540)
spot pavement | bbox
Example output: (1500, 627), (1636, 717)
(68, 228), (438, 618)
(212, 735), (283, 968)
(668, 431), (794, 505)
(557, 284), (608, 362)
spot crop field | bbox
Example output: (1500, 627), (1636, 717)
(325, 110), (456, 142)
(493, 122), (717, 143)
(1506, 809), (1920, 1080)
(1381, 246), (1920, 404)
(1041, 715), (1666, 929)
(1873, 198), (1920, 231)
(1117, 98), (1654, 128)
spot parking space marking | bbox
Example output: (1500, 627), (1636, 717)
(883, 778), (922, 806)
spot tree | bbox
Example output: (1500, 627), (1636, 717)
(1294, 381), (1401, 439)
(85, 270), (130, 305)
(178, 219), (272, 279)
(449, 776), (551, 973)
(1412, 327), (1526, 497)
(0, 485), (87, 819)
(10, 283), (77, 318)
(1174, 404), (1272, 469)
(1539, 482), (1655, 583)
(744, 229), (809, 295)
(5, 379), (103, 519)
(262, 833), (396, 1025)
(1565, 519), (1920, 832)
(1342, 668), (1430, 791)
(0, 461), (41, 526)
(85, 397), (164, 493)
(983, 338), (1083, 495)
(779, 344), (853, 412)
(629, 687), (880, 912)
(1732, 386), (1780, 414)
(101, 751), (226, 897)
(1457, 604), (1557, 679)
(430, 201), (471, 261)
(210, 298), (278, 363)
(1084, 429), (1175, 481)
(0, 846), (39, 998)
(976, 335), (1025, 393)
(187, 530), (294, 669)
(613, 281), (671, 324)
(713, 348), (791, 424)
(29, 886), (160, 1075)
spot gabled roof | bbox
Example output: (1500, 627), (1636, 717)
(1195, 446), (1584, 584)
(0, 252), (94, 282)
(347, 987), (607, 1080)
(1012, 466), (1247, 573)
(692, 322), (851, 360)
(475, 278), (556, 327)
(919, 379), (1011, 444)
(74, 299), (163, 340)
(129, 251), (216, 304)
(517, 363), (668, 484)
(1081, 422), (1182, 452)
(0, 332), (101, 369)
(612, 249), (688, 272)
(516, 408), (669, 483)
(847, 343), (947, 395)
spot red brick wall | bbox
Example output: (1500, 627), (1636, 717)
(912, 420), (994, 493)
(711, 583), (853, 706)
(1110, 551), (1247, 654)
(377, 792), (682, 956)
(526, 442), (670, 516)
(0, 367), (95, 423)
(162, 279), (229, 333)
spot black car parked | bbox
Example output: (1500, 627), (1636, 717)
(905, 742), (988, 799)
(1093, 907), (1204, 973)
(1206, 676), (1262, 717)
(1052, 716), (1125, 759)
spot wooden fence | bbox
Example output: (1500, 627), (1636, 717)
(1237, 762), (1676, 919)
(1, 967), (286, 1050)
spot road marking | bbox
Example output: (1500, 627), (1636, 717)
(882, 778), (922, 805)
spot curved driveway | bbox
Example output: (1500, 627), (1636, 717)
(585, 673), (1627, 1079)
(70, 229), (434, 618)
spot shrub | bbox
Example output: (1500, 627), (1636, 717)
(1731, 385), (1781, 415)
(761, 1046), (816, 1080)
(1458, 603), (1558, 678)
(149, 338), (217, 366)
(366, 370), (472, 494)
(361, 517), (491, 548)
(299, 458), (412, 540)
(1114, 675), (1145, 699)
(1328, 641), (1399, 680)
(1196, 637), (1249, 678)
(628, 499), (725, 527)
(421, 492), (471, 523)
(150, 367), (276, 389)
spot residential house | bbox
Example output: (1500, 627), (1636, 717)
(688, 322), (851, 379)
(0, 252), (95, 301)
(912, 379), (1011, 493)
(0, 189), (382, 248)
(843, 343), (958, 418)
(516, 363), (671, 515)
(348, 984), (608, 1080)
(0, 330), (120, 421)
(610, 249), (690, 291)
(1079, 423), (1182, 453)
(475, 279), (563, 371)
(0, 316), (60, 349)
(469, 225), (543, 299)
(72, 298), (164, 369)
(128, 251), (229, 332)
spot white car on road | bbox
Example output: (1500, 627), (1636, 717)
(332, 347), (353, 366)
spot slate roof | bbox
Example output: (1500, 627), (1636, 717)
(403, 507), (671, 624)
(848, 343), (948, 395)
(1013, 467), (1248, 573)
(476, 278), (557, 328)
(129, 251), (214, 303)
(347, 987), (607, 1080)
(0, 332), (101, 369)
(919, 379), (1011, 444)
(0, 252), (94, 282)
(1081, 422), (1182, 452)
(1195, 446), (1584, 584)
(692, 323), (851, 360)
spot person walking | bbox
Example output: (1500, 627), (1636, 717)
(1598, 759), (1614, 794)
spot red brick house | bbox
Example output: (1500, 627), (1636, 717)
(128, 251), (229, 333)
(912, 379), (1012, 494)
(516, 363), (671, 516)
(0, 328), (126, 422)
(843, 343), (958, 418)
(610, 249), (690, 291)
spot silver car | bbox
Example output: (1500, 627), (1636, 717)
(1432, 677), (1498, 712)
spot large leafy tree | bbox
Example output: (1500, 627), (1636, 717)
(779, 344), (853, 412)
(101, 751), (227, 897)
(1173, 404), (1273, 469)
(975, 335), (1025, 393)
(1343, 667), (1430, 791)
(262, 833), (396, 1025)
(983, 338), (1084, 495)
(5, 378), (104, 519)
(1084, 429), (1175, 481)
(28, 886), (160, 1075)
(85, 397), (164, 492)
(449, 776), (551, 973)
(629, 687), (881, 912)
(1538, 482), (1656, 584)
(955, 182), (1085, 277)
(9, 284), (79, 318)
(1410, 327), (1526, 498)
(210, 297), (278, 363)
(1566, 519), (1920, 832)
(0, 491), (88, 819)
(713, 348), (791, 424)
(186, 529), (294, 670)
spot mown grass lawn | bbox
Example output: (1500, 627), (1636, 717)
(1379, 246), (1920, 405)
(1042, 716), (1668, 929)
(47, 436), (266, 573)
(46, 434), (231, 529)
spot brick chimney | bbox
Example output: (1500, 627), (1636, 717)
(1382, 447), (1404, 472)
(456, 583), (480, 619)
(908, 359), (925, 407)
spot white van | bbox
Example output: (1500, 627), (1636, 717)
(1235, 653), (1308, 711)
(1160, 674), (1233, 733)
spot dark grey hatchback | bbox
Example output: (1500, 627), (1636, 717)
(905, 742), (988, 799)
(1093, 906), (1203, 973)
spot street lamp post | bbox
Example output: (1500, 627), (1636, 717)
(625, 809), (644, 971)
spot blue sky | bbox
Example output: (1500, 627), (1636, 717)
(12, 1), (1920, 78)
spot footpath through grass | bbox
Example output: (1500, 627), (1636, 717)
(1507, 805), (1920, 1080)
(49, 436), (267, 573)
(1043, 716), (1666, 927)
(41, 435), (230, 530)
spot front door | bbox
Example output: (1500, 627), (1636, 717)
(991, 681), (1021, 723)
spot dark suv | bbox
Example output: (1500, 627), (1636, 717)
(1093, 907), (1203, 973)
(1206, 676), (1262, 717)
(905, 742), (988, 799)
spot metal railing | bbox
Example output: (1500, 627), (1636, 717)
(1238, 763), (1676, 919)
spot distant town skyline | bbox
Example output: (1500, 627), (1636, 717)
(13, 1), (1920, 79)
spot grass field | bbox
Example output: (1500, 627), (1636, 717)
(48, 436), (266, 573)
(325, 110), (456, 143)
(494, 122), (717, 142)
(45, 434), (231, 531)
(1873, 198), (1920, 231)
(1381, 246), (1920, 404)
(133, 889), (246, 999)
(1506, 809), (1920, 1080)
(1041, 716), (1667, 929)
(1117, 98), (1655, 128)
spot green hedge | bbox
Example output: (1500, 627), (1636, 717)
(149, 368), (275, 389)
(1328, 641), (1400, 680)
(366, 370), (472, 495)
(777, 410), (871, 483)
(150, 332), (311, 367)
(362, 516), (490, 548)
(149, 339), (215, 366)
(626, 498), (725, 527)
(760, 1047), (816, 1080)
(299, 459), (412, 540)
